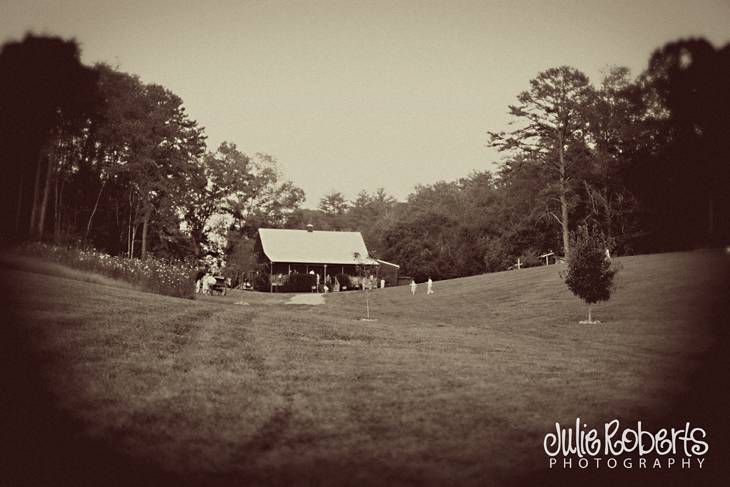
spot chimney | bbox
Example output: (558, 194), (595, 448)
(306, 224), (314, 232)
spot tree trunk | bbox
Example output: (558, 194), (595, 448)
(130, 224), (137, 259)
(558, 141), (571, 260)
(191, 228), (205, 257)
(85, 179), (106, 241)
(559, 179), (570, 259)
(127, 216), (132, 257)
(127, 189), (134, 257)
(29, 152), (43, 235)
(58, 178), (66, 240)
(587, 304), (592, 323)
(37, 154), (54, 238)
(140, 205), (152, 260)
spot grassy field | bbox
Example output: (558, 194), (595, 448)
(1, 250), (728, 486)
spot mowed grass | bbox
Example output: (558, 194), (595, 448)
(2, 251), (728, 486)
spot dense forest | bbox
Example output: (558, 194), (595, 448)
(1, 34), (728, 282)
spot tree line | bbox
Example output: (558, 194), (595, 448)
(0, 34), (304, 261)
(276, 38), (729, 281)
(2, 34), (728, 282)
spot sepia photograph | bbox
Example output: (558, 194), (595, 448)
(1, 1), (728, 486)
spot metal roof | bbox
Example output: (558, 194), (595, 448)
(376, 259), (400, 268)
(258, 228), (379, 265)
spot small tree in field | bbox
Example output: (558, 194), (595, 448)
(354, 252), (376, 321)
(563, 226), (618, 323)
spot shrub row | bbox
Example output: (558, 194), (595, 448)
(16, 242), (196, 299)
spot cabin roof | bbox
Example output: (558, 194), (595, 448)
(257, 228), (379, 265)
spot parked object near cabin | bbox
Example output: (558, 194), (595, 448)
(208, 276), (227, 296)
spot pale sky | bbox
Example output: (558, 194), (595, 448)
(2, 0), (729, 207)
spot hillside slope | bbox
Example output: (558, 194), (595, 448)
(1, 250), (728, 487)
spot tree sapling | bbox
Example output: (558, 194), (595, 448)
(563, 226), (618, 323)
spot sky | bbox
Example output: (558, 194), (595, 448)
(2, 0), (729, 207)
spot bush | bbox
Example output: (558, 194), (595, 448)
(252, 272), (270, 292)
(15, 242), (196, 299)
(563, 226), (619, 322)
(518, 249), (542, 268)
(482, 236), (515, 272)
(281, 272), (317, 293)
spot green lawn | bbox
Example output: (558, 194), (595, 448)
(2, 250), (728, 486)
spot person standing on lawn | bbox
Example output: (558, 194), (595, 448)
(194, 267), (207, 294)
(427, 277), (434, 295)
(410, 279), (417, 295)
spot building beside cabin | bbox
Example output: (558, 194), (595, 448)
(254, 226), (382, 292)
(376, 259), (400, 287)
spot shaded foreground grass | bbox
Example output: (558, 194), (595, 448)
(1, 250), (728, 486)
